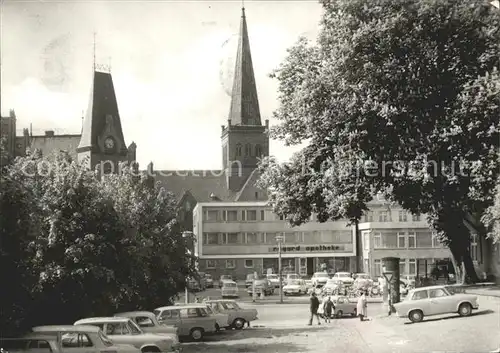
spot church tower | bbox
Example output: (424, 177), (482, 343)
(221, 7), (269, 192)
(77, 69), (136, 173)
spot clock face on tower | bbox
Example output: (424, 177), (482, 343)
(104, 137), (115, 150)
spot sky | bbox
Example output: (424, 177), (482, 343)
(1, 0), (323, 169)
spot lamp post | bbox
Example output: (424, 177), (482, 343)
(182, 231), (195, 304)
(275, 234), (284, 304)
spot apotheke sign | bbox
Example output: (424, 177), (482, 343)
(269, 245), (345, 253)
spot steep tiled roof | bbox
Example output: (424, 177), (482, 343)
(29, 134), (81, 161)
(153, 170), (237, 202)
(228, 7), (262, 126)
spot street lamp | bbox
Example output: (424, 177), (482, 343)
(182, 231), (195, 304)
(275, 234), (284, 304)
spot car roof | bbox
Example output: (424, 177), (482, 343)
(155, 304), (206, 311)
(204, 299), (237, 303)
(75, 317), (130, 324)
(114, 311), (155, 318)
(32, 325), (100, 333)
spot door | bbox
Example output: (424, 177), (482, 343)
(307, 258), (314, 276)
(409, 289), (431, 316)
(160, 309), (185, 335)
(427, 288), (453, 315)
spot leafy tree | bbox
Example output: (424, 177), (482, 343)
(259, 0), (500, 283)
(482, 179), (500, 244)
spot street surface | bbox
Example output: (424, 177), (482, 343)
(181, 294), (500, 353)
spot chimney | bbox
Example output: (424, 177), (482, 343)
(45, 130), (55, 137)
(265, 119), (269, 128)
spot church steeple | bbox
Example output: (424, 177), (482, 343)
(228, 7), (262, 126)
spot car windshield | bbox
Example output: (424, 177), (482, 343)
(288, 280), (300, 285)
(268, 275), (278, 279)
(127, 321), (143, 335)
(223, 282), (236, 287)
(337, 273), (350, 277)
(356, 274), (369, 279)
(98, 330), (114, 346)
(316, 273), (329, 278)
(221, 302), (240, 310)
(326, 279), (337, 284)
(222, 276), (232, 280)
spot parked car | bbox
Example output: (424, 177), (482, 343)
(7, 326), (139, 353)
(245, 273), (256, 288)
(319, 296), (357, 318)
(205, 274), (214, 288)
(204, 299), (258, 330)
(284, 273), (300, 285)
(73, 317), (180, 352)
(311, 272), (330, 287)
(221, 280), (240, 298)
(393, 285), (479, 323)
(219, 275), (233, 288)
(322, 279), (341, 296)
(113, 311), (177, 335)
(332, 272), (354, 285)
(247, 278), (274, 296)
(199, 304), (229, 332)
(154, 305), (217, 341)
(283, 279), (307, 296)
(305, 279), (313, 289)
(266, 274), (281, 288)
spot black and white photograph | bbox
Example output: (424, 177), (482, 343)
(1, 0), (500, 352)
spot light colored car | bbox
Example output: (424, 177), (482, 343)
(204, 299), (258, 330)
(311, 272), (330, 287)
(114, 311), (178, 336)
(28, 325), (139, 353)
(332, 272), (354, 285)
(247, 278), (274, 296)
(266, 274), (281, 288)
(285, 273), (301, 285)
(154, 305), (216, 341)
(205, 274), (214, 288)
(322, 279), (341, 295)
(393, 285), (479, 323)
(197, 304), (229, 332)
(221, 280), (240, 298)
(73, 317), (180, 352)
(219, 275), (233, 288)
(319, 295), (358, 318)
(305, 279), (313, 288)
(283, 279), (307, 296)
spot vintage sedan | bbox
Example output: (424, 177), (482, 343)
(195, 304), (229, 332)
(311, 272), (330, 287)
(204, 299), (258, 330)
(266, 274), (281, 288)
(393, 285), (479, 323)
(205, 274), (214, 288)
(332, 272), (354, 285)
(247, 278), (274, 296)
(283, 279), (307, 296)
(73, 317), (180, 352)
(322, 279), (341, 296)
(219, 275), (233, 288)
(318, 296), (357, 318)
(114, 311), (177, 335)
(221, 280), (240, 298)
(154, 305), (216, 341)
(18, 326), (138, 353)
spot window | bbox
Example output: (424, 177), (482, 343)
(170, 310), (180, 319)
(203, 233), (219, 245)
(61, 333), (93, 348)
(378, 211), (388, 222)
(136, 317), (155, 328)
(373, 259), (382, 277)
(245, 210), (257, 221)
(408, 231), (416, 248)
(226, 260), (236, 269)
(364, 211), (373, 222)
(245, 259), (254, 268)
(245, 143), (252, 156)
(373, 232), (382, 248)
(235, 143), (242, 157)
(471, 233), (478, 262)
(223, 210), (238, 222)
(399, 259), (406, 275)
(397, 232), (406, 248)
(429, 288), (447, 298)
(260, 210), (265, 220)
(411, 290), (428, 301)
(204, 210), (219, 221)
(246, 232), (258, 243)
(398, 211), (407, 222)
(255, 144), (262, 157)
(206, 260), (217, 269)
(186, 308), (199, 318)
(225, 233), (239, 244)
(408, 259), (416, 275)
(412, 213), (421, 222)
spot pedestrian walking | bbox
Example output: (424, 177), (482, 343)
(308, 292), (321, 325)
(357, 290), (368, 321)
(323, 296), (334, 323)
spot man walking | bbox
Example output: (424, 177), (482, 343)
(323, 296), (334, 323)
(308, 292), (321, 325)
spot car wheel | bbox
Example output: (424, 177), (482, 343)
(215, 323), (220, 332)
(409, 309), (424, 323)
(352, 308), (357, 317)
(336, 310), (343, 318)
(233, 318), (246, 330)
(458, 302), (472, 317)
(141, 346), (160, 353)
(190, 328), (204, 341)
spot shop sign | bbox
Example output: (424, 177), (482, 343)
(268, 245), (345, 252)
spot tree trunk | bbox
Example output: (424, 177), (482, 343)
(462, 249), (479, 284)
(354, 220), (362, 273)
(449, 254), (462, 285)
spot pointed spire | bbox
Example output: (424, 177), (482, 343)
(228, 7), (262, 126)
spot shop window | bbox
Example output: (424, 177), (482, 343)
(206, 260), (217, 269)
(373, 232), (382, 248)
(398, 211), (407, 222)
(225, 260), (236, 269)
(397, 232), (406, 248)
(408, 232), (416, 248)
(244, 259), (254, 268)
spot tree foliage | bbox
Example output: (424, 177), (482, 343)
(482, 179), (500, 244)
(259, 0), (500, 282)
(0, 152), (195, 335)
